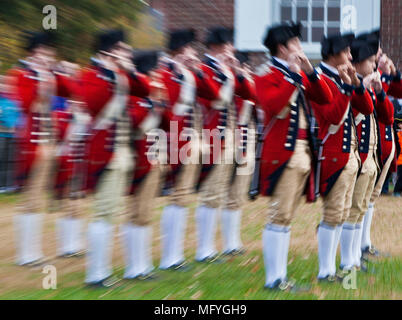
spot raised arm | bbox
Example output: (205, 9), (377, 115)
(303, 69), (333, 105)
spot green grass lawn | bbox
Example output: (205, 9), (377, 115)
(0, 192), (400, 300)
(0, 252), (400, 300)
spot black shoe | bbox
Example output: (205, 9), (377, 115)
(168, 261), (193, 272)
(196, 254), (225, 264)
(60, 250), (87, 258)
(230, 248), (247, 256)
(359, 259), (376, 274)
(136, 271), (160, 281)
(87, 276), (121, 288)
(222, 248), (246, 257)
(335, 269), (348, 281)
(264, 279), (311, 293)
(361, 246), (389, 261)
(317, 274), (343, 283)
(23, 257), (50, 268)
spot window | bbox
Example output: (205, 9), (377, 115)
(234, 0), (381, 58)
(280, 0), (341, 44)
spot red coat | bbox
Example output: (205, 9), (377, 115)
(380, 69), (402, 99)
(127, 95), (163, 195)
(52, 109), (74, 198)
(354, 88), (394, 165)
(310, 64), (373, 195)
(159, 62), (219, 188)
(77, 62), (150, 192)
(379, 68), (401, 172)
(8, 62), (73, 188)
(254, 59), (333, 196)
(197, 55), (256, 188)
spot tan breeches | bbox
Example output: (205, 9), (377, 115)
(225, 164), (252, 210)
(267, 139), (311, 226)
(126, 165), (162, 226)
(198, 150), (234, 209)
(169, 162), (200, 207)
(168, 136), (202, 207)
(225, 125), (255, 210)
(323, 150), (360, 226)
(49, 197), (84, 218)
(348, 156), (378, 224)
(19, 144), (54, 214)
(93, 168), (128, 223)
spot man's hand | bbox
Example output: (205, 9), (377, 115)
(116, 56), (136, 73)
(363, 73), (374, 88)
(287, 53), (301, 74)
(57, 61), (80, 77)
(337, 64), (352, 85)
(222, 51), (243, 75)
(378, 54), (391, 75)
(387, 57), (397, 76)
(242, 63), (253, 79)
(298, 52), (314, 74)
(176, 53), (201, 73)
(371, 72), (383, 94)
(347, 64), (361, 87)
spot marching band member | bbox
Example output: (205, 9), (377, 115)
(49, 61), (91, 258)
(10, 31), (74, 266)
(79, 30), (151, 287)
(347, 38), (394, 271)
(221, 50), (256, 255)
(194, 27), (255, 263)
(158, 29), (219, 270)
(123, 50), (167, 280)
(359, 31), (402, 259)
(311, 33), (373, 281)
(254, 22), (333, 291)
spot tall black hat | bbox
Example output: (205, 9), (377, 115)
(356, 29), (380, 51)
(25, 31), (57, 51)
(357, 29), (380, 42)
(235, 51), (249, 64)
(168, 29), (196, 51)
(205, 27), (232, 46)
(321, 32), (355, 58)
(351, 39), (380, 63)
(96, 29), (125, 52)
(262, 22), (302, 53)
(132, 50), (159, 75)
